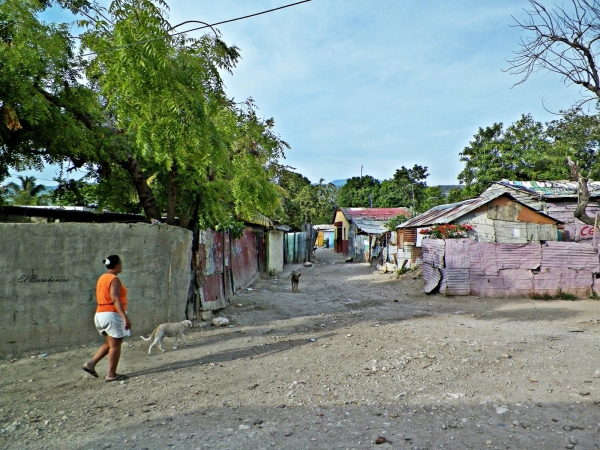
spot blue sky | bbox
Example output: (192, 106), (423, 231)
(7, 0), (586, 187)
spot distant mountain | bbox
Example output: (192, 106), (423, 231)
(329, 179), (348, 187)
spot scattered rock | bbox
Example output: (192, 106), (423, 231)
(200, 311), (213, 321)
(375, 436), (387, 444)
(496, 406), (509, 415)
(303, 262), (312, 267)
(6, 421), (20, 432)
(211, 317), (230, 327)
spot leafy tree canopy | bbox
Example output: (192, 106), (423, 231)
(1, 0), (289, 230)
(274, 171), (337, 230)
(3, 175), (47, 205)
(337, 175), (380, 208)
(457, 114), (569, 197)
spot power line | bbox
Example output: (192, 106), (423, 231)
(80, 0), (312, 58)
(170, 0), (311, 36)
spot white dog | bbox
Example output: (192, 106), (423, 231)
(140, 320), (193, 355)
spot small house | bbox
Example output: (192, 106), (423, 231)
(397, 192), (562, 268)
(314, 224), (335, 248)
(333, 208), (410, 261)
(482, 180), (600, 241)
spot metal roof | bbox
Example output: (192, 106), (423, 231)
(0, 205), (147, 223)
(340, 207), (410, 221)
(313, 224), (334, 231)
(489, 180), (600, 199)
(352, 218), (390, 234)
(398, 192), (560, 229)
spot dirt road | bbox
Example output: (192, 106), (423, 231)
(2, 248), (600, 449)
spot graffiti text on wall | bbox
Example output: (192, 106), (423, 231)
(17, 270), (69, 283)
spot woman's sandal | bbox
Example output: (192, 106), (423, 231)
(82, 365), (99, 378)
(105, 374), (128, 382)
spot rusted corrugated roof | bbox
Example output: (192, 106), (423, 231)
(340, 207), (410, 221)
(398, 192), (561, 229)
(490, 180), (600, 199)
(397, 195), (500, 229)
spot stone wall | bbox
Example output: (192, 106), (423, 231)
(0, 223), (192, 356)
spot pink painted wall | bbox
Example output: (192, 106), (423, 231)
(422, 238), (600, 298)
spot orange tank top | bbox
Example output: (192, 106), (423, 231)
(96, 273), (128, 313)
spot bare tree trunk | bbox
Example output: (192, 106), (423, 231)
(118, 152), (162, 220)
(166, 161), (177, 225)
(568, 157), (595, 225)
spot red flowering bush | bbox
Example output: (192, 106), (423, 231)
(419, 223), (474, 239)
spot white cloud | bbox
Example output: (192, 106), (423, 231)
(9, 0), (585, 188)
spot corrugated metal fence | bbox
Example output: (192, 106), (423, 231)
(422, 238), (600, 298)
(197, 229), (261, 311)
(284, 224), (315, 264)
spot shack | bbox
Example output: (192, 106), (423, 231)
(397, 192), (562, 268)
(482, 180), (600, 241)
(314, 224), (334, 248)
(333, 207), (410, 261)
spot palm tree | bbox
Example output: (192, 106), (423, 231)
(4, 176), (47, 205)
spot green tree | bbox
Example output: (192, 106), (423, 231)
(445, 187), (467, 203)
(4, 175), (47, 205)
(375, 178), (406, 207)
(457, 114), (562, 197)
(275, 170), (311, 229)
(547, 109), (600, 223)
(77, 0), (286, 228)
(274, 172), (337, 230)
(0, 0), (105, 185)
(337, 175), (380, 207)
(294, 179), (338, 226)
(385, 213), (409, 231)
(509, 1), (600, 224)
(420, 185), (445, 212)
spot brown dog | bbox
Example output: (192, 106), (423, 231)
(291, 271), (301, 292)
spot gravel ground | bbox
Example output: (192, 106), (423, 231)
(2, 248), (600, 450)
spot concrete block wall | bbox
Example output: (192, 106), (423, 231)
(267, 230), (284, 274)
(0, 223), (192, 357)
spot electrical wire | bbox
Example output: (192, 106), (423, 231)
(79, 0), (312, 58)
(170, 0), (311, 37)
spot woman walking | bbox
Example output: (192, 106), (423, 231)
(82, 255), (131, 382)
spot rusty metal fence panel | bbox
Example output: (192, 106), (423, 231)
(198, 230), (228, 311)
(197, 229), (259, 311)
(231, 229), (259, 290)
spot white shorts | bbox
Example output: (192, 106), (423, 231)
(94, 312), (130, 338)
